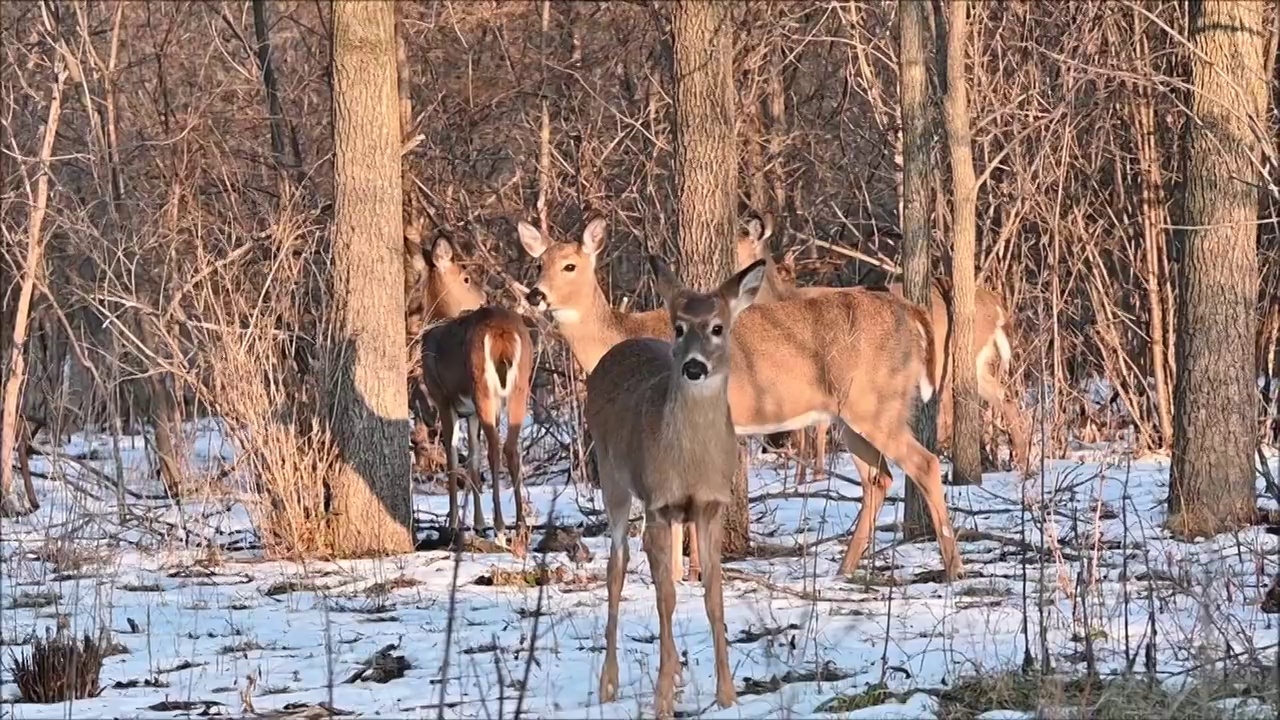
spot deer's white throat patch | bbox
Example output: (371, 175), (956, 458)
(550, 308), (582, 324)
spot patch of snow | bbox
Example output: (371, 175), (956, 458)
(1, 419), (1276, 719)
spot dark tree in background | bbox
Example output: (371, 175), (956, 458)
(940, 0), (983, 486)
(1169, 0), (1266, 538)
(899, 0), (939, 538)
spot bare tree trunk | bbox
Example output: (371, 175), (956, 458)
(766, 40), (788, 218)
(670, 0), (747, 555)
(1131, 8), (1176, 450)
(326, 0), (414, 556)
(396, 5), (439, 472)
(149, 373), (185, 497)
(940, 0), (981, 486)
(1169, 0), (1266, 538)
(899, 0), (938, 537)
(0, 53), (65, 516)
(252, 0), (299, 180)
(538, 0), (553, 235)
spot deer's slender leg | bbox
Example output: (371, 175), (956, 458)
(856, 421), (965, 580)
(441, 408), (461, 533)
(465, 417), (486, 532)
(643, 513), (678, 720)
(599, 467), (631, 704)
(686, 521), (700, 582)
(814, 421), (829, 481)
(505, 378), (530, 531)
(474, 385), (506, 534)
(481, 420), (506, 535)
(670, 520), (684, 584)
(837, 426), (893, 577)
(695, 502), (736, 708)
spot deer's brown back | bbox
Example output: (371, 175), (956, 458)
(725, 290), (928, 433)
(423, 306), (531, 411)
(584, 288), (928, 434)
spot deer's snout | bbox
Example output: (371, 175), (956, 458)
(681, 358), (710, 382)
(526, 287), (547, 309)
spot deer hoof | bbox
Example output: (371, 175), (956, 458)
(716, 681), (738, 709)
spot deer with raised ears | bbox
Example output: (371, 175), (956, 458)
(518, 217), (964, 582)
(736, 213), (1031, 475)
(416, 302), (534, 546)
(404, 222), (487, 342)
(588, 255), (766, 717)
(403, 224), (488, 472)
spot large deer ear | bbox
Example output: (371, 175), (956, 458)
(647, 254), (684, 309)
(517, 221), (548, 259)
(580, 217), (608, 258)
(431, 235), (456, 269)
(719, 259), (766, 321)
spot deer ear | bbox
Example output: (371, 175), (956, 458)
(720, 258), (766, 321)
(647, 254), (683, 308)
(431, 236), (456, 269)
(516, 221), (547, 259)
(581, 217), (608, 257)
(741, 214), (767, 254)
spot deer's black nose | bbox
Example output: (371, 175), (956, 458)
(681, 359), (709, 381)
(526, 288), (547, 307)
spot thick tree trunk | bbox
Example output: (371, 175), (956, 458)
(940, 0), (982, 486)
(670, 0), (747, 555)
(899, 0), (938, 538)
(326, 0), (414, 556)
(1169, 0), (1265, 538)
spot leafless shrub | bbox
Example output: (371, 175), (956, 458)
(8, 630), (106, 703)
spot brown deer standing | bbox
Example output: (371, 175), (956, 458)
(589, 255), (765, 717)
(417, 301), (534, 545)
(735, 213), (1030, 478)
(404, 222), (487, 469)
(518, 217), (963, 581)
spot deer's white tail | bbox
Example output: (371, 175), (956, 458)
(483, 332), (521, 399)
(910, 311), (936, 404)
(993, 324), (1012, 376)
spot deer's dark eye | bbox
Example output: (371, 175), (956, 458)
(711, 324), (724, 337)
(674, 324), (686, 339)
(563, 263), (577, 272)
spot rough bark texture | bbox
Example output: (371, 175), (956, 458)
(670, 0), (747, 555)
(899, 0), (938, 539)
(941, 0), (982, 486)
(326, 0), (414, 556)
(1169, 0), (1265, 538)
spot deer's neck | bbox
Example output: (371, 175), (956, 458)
(555, 286), (632, 374)
(664, 378), (733, 433)
(759, 257), (796, 303)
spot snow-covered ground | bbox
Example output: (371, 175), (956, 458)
(1, 420), (1277, 719)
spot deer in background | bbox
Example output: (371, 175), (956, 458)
(404, 224), (534, 545)
(416, 299), (534, 545)
(589, 255), (766, 716)
(518, 217), (964, 581)
(404, 219), (487, 469)
(735, 213), (1031, 478)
